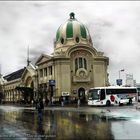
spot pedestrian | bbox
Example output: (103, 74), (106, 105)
(51, 96), (54, 105)
(36, 98), (44, 122)
(31, 100), (34, 107)
(61, 96), (64, 107)
(45, 97), (49, 106)
(77, 98), (80, 107)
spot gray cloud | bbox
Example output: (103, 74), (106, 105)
(0, 1), (140, 85)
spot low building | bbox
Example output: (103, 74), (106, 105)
(3, 68), (25, 103)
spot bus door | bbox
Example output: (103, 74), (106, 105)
(100, 89), (105, 100)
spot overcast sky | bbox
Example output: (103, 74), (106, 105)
(0, 1), (140, 85)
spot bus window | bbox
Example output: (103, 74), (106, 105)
(106, 89), (112, 95)
(100, 89), (105, 100)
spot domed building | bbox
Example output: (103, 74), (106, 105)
(2, 13), (109, 104)
(36, 12), (109, 102)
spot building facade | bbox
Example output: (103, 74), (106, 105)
(1, 13), (109, 104)
(3, 68), (25, 103)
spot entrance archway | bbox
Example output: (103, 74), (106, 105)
(25, 77), (34, 103)
(16, 76), (34, 104)
(78, 87), (86, 103)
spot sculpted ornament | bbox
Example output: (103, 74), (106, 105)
(79, 71), (86, 78)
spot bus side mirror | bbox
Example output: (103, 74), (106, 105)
(97, 90), (100, 95)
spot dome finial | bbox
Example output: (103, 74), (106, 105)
(69, 12), (75, 19)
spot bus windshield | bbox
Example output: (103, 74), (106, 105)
(88, 89), (100, 100)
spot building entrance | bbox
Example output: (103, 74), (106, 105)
(78, 87), (86, 103)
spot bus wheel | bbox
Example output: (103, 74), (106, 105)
(106, 100), (111, 106)
(129, 99), (132, 105)
(119, 102), (122, 106)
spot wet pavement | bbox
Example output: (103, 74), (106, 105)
(0, 105), (140, 139)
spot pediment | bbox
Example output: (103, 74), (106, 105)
(21, 64), (36, 80)
(66, 45), (98, 57)
(35, 54), (52, 65)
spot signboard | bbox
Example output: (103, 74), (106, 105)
(62, 92), (69, 96)
(116, 79), (122, 86)
(49, 80), (55, 86)
(73, 90), (77, 94)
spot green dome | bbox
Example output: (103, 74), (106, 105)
(56, 12), (91, 43)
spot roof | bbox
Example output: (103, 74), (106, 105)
(15, 86), (33, 93)
(90, 86), (137, 90)
(56, 12), (90, 42)
(4, 68), (25, 81)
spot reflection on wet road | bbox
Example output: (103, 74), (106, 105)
(107, 108), (140, 139)
(0, 105), (140, 139)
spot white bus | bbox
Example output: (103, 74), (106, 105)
(137, 87), (140, 102)
(87, 86), (137, 106)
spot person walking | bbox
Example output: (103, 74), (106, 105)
(31, 100), (34, 107)
(36, 98), (44, 122)
(77, 98), (80, 108)
(51, 96), (54, 105)
(45, 97), (49, 106)
(61, 96), (64, 107)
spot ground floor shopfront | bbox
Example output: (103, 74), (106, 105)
(2, 79), (89, 105)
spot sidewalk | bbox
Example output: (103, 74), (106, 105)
(134, 101), (140, 109)
(1, 102), (139, 113)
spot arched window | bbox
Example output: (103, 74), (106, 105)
(79, 57), (83, 68)
(61, 37), (64, 44)
(75, 58), (78, 71)
(84, 58), (87, 70)
(75, 36), (80, 43)
(75, 57), (87, 72)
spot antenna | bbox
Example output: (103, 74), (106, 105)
(27, 45), (31, 66)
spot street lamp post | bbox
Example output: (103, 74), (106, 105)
(119, 70), (120, 79)
(117, 69), (125, 86)
(119, 69), (125, 79)
(117, 69), (124, 86)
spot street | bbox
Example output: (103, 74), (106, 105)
(0, 104), (140, 139)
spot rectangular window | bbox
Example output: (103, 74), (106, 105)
(49, 66), (52, 75)
(106, 88), (137, 95)
(44, 68), (47, 76)
(39, 69), (43, 77)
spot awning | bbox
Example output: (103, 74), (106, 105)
(15, 86), (33, 93)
